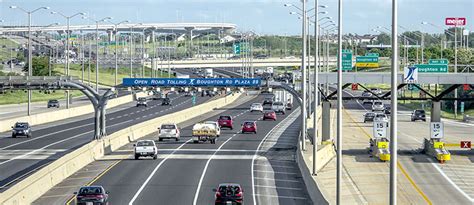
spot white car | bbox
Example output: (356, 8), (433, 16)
(271, 101), (286, 114)
(158, 124), (180, 141)
(250, 103), (264, 112)
(374, 113), (388, 122)
(372, 101), (385, 112)
(204, 121), (221, 137)
(134, 140), (157, 160)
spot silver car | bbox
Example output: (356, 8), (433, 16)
(374, 113), (388, 122)
(372, 101), (385, 112)
(158, 124), (180, 141)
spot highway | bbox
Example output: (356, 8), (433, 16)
(34, 92), (317, 205)
(336, 89), (474, 204)
(0, 91), (218, 190)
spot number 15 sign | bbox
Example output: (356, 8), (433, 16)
(430, 122), (444, 139)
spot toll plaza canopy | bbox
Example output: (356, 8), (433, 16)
(122, 78), (262, 87)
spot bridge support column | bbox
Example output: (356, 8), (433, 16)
(107, 29), (114, 42)
(431, 101), (441, 122)
(322, 101), (331, 141)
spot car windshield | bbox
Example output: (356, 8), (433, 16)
(218, 185), (241, 196)
(415, 110), (425, 114)
(161, 124), (176, 129)
(137, 141), (154, 146)
(219, 116), (231, 120)
(49, 100), (58, 103)
(79, 187), (103, 195)
(366, 113), (375, 117)
(264, 98), (272, 101)
(376, 114), (386, 118)
(374, 102), (383, 105)
(14, 123), (28, 128)
(273, 102), (283, 106)
(252, 103), (261, 107)
(244, 122), (254, 126)
(138, 98), (146, 102)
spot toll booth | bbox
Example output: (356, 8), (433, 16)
(423, 122), (451, 163)
(369, 120), (391, 162)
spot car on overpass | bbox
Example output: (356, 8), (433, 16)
(134, 140), (158, 160)
(214, 183), (244, 205)
(263, 111), (277, 121)
(361, 92), (373, 105)
(411, 109), (426, 121)
(158, 124), (180, 141)
(241, 121), (257, 134)
(218, 115), (233, 130)
(74, 185), (109, 205)
(370, 88), (382, 95)
(11, 122), (32, 138)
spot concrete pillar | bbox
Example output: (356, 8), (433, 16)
(322, 101), (331, 141)
(431, 101), (441, 122)
(107, 29), (114, 42)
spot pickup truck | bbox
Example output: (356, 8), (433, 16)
(271, 101), (286, 114)
(134, 140), (158, 160)
(192, 123), (218, 144)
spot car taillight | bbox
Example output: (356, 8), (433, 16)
(236, 192), (242, 197)
(176, 129), (179, 133)
(215, 192), (221, 198)
(77, 195), (84, 199)
(95, 194), (104, 199)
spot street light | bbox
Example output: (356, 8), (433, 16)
(128, 23), (143, 78)
(50, 11), (86, 108)
(10, 5), (49, 116)
(108, 20), (130, 86)
(83, 16), (113, 92)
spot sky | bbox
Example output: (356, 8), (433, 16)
(0, 0), (472, 35)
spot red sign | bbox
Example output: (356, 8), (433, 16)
(351, 83), (358, 91)
(461, 141), (471, 149)
(463, 84), (470, 91)
(445, 18), (466, 26)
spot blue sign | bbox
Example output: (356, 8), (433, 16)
(122, 78), (262, 87)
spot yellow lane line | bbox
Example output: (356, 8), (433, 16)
(65, 159), (124, 205)
(343, 108), (432, 205)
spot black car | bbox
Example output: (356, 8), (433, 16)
(384, 106), (391, 115)
(161, 98), (171, 106)
(74, 186), (109, 205)
(363, 112), (376, 123)
(214, 183), (244, 205)
(11, 122), (32, 138)
(47, 99), (60, 108)
(263, 97), (273, 106)
(227, 55), (240, 60)
(411, 110), (426, 121)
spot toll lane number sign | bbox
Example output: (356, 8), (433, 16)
(430, 122), (444, 139)
(373, 121), (388, 139)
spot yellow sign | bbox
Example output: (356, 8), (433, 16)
(355, 62), (379, 68)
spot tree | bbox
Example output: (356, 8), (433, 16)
(22, 56), (57, 76)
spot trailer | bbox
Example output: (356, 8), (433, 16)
(192, 123), (218, 144)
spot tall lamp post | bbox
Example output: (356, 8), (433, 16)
(88, 16), (113, 92)
(51, 11), (86, 108)
(129, 23), (143, 78)
(108, 20), (130, 86)
(10, 5), (49, 116)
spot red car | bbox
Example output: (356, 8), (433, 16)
(241, 121), (257, 134)
(214, 183), (244, 205)
(218, 115), (233, 130)
(263, 111), (277, 121)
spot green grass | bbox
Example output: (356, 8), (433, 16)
(53, 64), (173, 86)
(0, 90), (83, 105)
(0, 38), (19, 62)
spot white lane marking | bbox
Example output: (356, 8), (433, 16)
(254, 185), (303, 191)
(430, 158), (474, 202)
(253, 194), (307, 200)
(193, 133), (238, 205)
(0, 120), (132, 166)
(128, 138), (192, 205)
(254, 177), (301, 183)
(253, 170), (299, 175)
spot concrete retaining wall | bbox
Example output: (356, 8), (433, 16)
(0, 92), (147, 133)
(0, 93), (241, 205)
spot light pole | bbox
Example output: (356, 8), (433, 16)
(390, 0), (398, 204)
(92, 16), (113, 92)
(129, 23), (143, 78)
(51, 11), (86, 108)
(10, 5), (49, 116)
(336, 0), (343, 202)
(108, 20), (130, 86)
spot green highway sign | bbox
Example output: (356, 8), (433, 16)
(233, 43), (241, 55)
(428, 59), (449, 65)
(342, 50), (353, 71)
(366, 53), (379, 57)
(414, 64), (448, 73)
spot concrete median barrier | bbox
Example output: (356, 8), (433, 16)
(0, 92), (148, 133)
(0, 92), (241, 205)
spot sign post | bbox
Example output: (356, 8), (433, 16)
(430, 122), (444, 139)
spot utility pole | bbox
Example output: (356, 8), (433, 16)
(336, 0), (343, 203)
(390, 0), (399, 204)
(301, 0), (308, 151)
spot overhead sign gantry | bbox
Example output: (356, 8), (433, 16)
(122, 78), (262, 87)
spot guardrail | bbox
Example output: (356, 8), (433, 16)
(0, 92), (242, 205)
